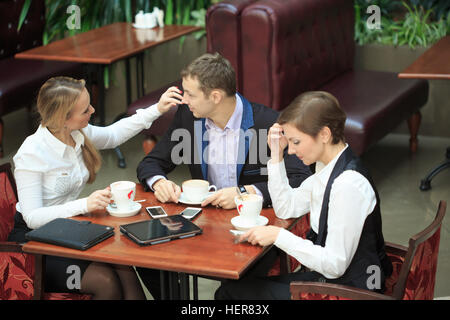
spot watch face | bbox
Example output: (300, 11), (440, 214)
(239, 185), (248, 194)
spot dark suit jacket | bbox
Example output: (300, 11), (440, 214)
(137, 93), (311, 207)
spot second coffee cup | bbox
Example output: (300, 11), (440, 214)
(182, 179), (217, 203)
(234, 194), (263, 226)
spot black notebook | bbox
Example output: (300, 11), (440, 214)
(25, 218), (114, 251)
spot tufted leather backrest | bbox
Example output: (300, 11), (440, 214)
(0, 0), (45, 59)
(206, 0), (258, 93)
(240, 0), (355, 110)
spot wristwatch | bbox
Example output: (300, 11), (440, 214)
(238, 185), (248, 194)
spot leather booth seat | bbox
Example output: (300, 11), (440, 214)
(0, 0), (83, 156)
(236, 0), (429, 155)
(321, 70), (428, 155)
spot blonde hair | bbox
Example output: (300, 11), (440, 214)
(37, 77), (101, 183)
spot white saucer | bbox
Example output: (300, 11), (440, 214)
(132, 23), (155, 29)
(107, 202), (141, 218)
(231, 215), (269, 231)
(178, 191), (216, 205)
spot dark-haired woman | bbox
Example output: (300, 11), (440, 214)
(215, 91), (392, 300)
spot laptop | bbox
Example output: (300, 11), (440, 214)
(25, 218), (114, 251)
(120, 214), (202, 246)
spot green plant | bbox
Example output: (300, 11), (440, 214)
(389, 2), (448, 48)
(355, 1), (449, 49)
(409, 0), (450, 21)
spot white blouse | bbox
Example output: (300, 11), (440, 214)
(268, 145), (377, 279)
(14, 104), (161, 229)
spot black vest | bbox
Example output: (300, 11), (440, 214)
(306, 147), (393, 291)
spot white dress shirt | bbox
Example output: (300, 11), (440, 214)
(14, 104), (162, 230)
(268, 145), (376, 279)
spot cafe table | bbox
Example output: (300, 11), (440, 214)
(398, 35), (450, 191)
(23, 184), (301, 300)
(15, 23), (202, 168)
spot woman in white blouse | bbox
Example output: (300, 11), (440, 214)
(8, 76), (182, 299)
(215, 91), (392, 300)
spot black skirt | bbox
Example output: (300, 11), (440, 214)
(8, 212), (91, 293)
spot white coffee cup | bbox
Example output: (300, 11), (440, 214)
(182, 179), (217, 203)
(234, 194), (263, 225)
(110, 181), (136, 211)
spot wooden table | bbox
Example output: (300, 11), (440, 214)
(15, 23), (201, 168)
(398, 35), (450, 191)
(23, 184), (300, 300)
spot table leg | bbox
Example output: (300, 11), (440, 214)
(160, 270), (169, 300)
(125, 58), (132, 106)
(168, 271), (180, 299)
(192, 275), (198, 300)
(179, 273), (190, 300)
(33, 254), (46, 300)
(420, 147), (450, 191)
(111, 58), (135, 169)
(96, 65), (106, 126)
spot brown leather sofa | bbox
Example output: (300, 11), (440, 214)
(237, 0), (428, 155)
(0, 0), (83, 157)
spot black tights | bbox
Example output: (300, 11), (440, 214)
(80, 263), (145, 300)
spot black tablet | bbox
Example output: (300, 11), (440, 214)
(119, 214), (202, 246)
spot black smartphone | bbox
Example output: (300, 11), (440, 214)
(180, 207), (202, 220)
(146, 206), (168, 218)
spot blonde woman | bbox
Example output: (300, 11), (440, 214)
(8, 76), (181, 299)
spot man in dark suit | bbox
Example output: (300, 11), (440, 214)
(136, 53), (311, 299)
(137, 53), (310, 210)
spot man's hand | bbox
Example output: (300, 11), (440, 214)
(153, 179), (181, 203)
(201, 187), (238, 209)
(156, 86), (183, 114)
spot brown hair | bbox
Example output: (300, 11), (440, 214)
(278, 91), (346, 144)
(37, 77), (101, 183)
(181, 52), (236, 97)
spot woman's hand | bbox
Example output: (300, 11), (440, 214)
(239, 226), (281, 246)
(156, 86), (183, 114)
(267, 123), (288, 162)
(87, 187), (112, 212)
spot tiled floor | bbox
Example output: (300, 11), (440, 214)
(2, 112), (449, 299)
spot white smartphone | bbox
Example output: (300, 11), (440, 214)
(146, 206), (168, 218)
(180, 207), (202, 220)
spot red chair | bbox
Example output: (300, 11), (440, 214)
(0, 162), (90, 300)
(290, 200), (446, 300)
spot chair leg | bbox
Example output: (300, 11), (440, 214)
(142, 135), (157, 155)
(407, 111), (421, 153)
